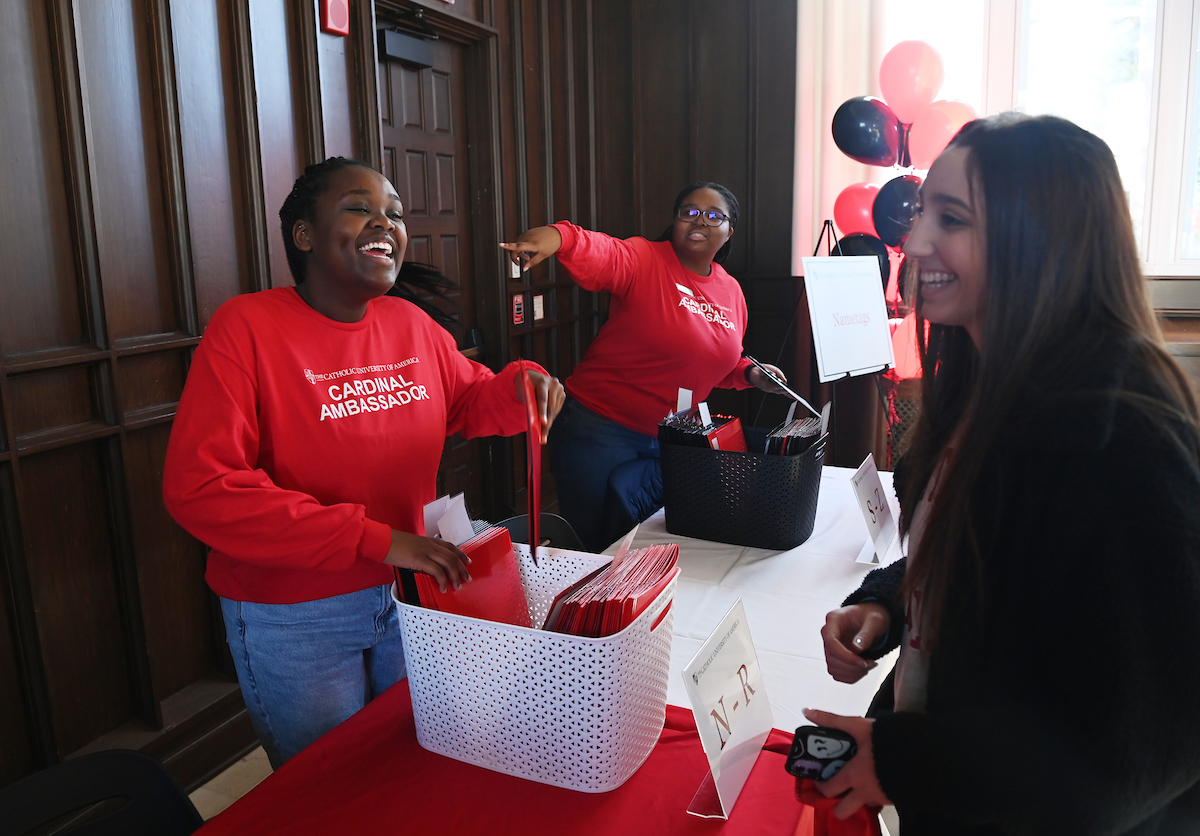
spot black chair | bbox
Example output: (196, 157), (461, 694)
(0, 749), (204, 836)
(495, 513), (586, 551)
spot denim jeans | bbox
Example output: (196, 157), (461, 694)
(547, 397), (660, 552)
(220, 584), (406, 768)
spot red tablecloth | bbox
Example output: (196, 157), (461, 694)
(198, 682), (821, 835)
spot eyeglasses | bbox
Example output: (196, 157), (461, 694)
(676, 207), (731, 227)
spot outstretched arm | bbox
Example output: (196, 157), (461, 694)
(500, 226), (563, 273)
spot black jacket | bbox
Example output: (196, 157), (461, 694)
(845, 342), (1200, 835)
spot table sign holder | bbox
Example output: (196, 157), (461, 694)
(800, 256), (895, 384)
(682, 599), (773, 820)
(850, 453), (902, 565)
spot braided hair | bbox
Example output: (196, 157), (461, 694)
(279, 157), (460, 330)
(279, 156), (374, 285)
(655, 181), (739, 265)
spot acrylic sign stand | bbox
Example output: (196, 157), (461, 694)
(682, 599), (774, 820)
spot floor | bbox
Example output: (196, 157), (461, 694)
(188, 746), (273, 821)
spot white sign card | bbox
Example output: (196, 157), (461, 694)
(801, 256), (895, 383)
(682, 599), (773, 820)
(850, 454), (901, 565)
(422, 493), (473, 545)
(676, 388), (693, 413)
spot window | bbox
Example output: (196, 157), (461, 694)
(879, 0), (1200, 287)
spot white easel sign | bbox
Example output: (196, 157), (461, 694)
(801, 256), (895, 383)
(682, 599), (773, 820)
(850, 454), (902, 565)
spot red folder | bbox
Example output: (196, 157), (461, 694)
(621, 564), (680, 629)
(705, 416), (748, 452)
(520, 364), (543, 564)
(542, 544), (679, 637)
(415, 527), (532, 628)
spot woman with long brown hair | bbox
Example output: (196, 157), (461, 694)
(812, 114), (1200, 833)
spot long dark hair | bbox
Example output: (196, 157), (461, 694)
(655, 181), (739, 265)
(900, 113), (1200, 647)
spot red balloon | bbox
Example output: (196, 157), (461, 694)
(908, 100), (977, 169)
(879, 41), (944, 124)
(833, 182), (881, 237)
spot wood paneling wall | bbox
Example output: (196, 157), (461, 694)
(589, 0), (802, 431)
(0, 0), (378, 792)
(0, 0), (802, 791)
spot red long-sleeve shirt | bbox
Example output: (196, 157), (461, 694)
(551, 223), (754, 435)
(163, 287), (541, 604)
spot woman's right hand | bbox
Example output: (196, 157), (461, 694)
(383, 530), (472, 593)
(821, 603), (891, 683)
(500, 226), (563, 273)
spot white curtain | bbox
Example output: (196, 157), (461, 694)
(792, 0), (890, 274)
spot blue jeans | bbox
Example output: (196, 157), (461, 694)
(220, 585), (406, 768)
(547, 397), (661, 552)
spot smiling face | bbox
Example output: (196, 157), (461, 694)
(903, 145), (988, 349)
(293, 165), (407, 321)
(670, 187), (734, 275)
(805, 733), (852, 759)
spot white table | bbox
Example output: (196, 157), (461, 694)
(606, 465), (903, 735)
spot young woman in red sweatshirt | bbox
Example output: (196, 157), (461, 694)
(501, 183), (786, 550)
(164, 158), (563, 766)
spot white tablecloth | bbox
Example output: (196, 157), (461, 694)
(606, 465), (903, 734)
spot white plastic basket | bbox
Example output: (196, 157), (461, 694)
(396, 542), (677, 793)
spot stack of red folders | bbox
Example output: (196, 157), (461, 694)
(415, 526), (533, 628)
(542, 544), (680, 637)
(704, 416), (748, 452)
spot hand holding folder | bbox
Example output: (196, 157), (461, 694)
(415, 527), (532, 628)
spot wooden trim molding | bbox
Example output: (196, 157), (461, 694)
(101, 436), (160, 729)
(148, 0), (198, 337)
(0, 465), (56, 767)
(49, 0), (105, 351)
(227, 1), (272, 295)
(376, 0), (501, 41)
(292, 0), (326, 165)
(353, 0), (383, 169)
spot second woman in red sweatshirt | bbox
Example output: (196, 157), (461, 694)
(502, 183), (785, 551)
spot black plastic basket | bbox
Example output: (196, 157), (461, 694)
(660, 426), (826, 550)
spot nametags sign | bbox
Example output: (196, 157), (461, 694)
(801, 256), (895, 383)
(682, 599), (773, 820)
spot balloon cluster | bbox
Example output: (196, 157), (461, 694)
(830, 41), (976, 254)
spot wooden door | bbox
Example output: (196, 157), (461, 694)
(378, 32), (488, 517)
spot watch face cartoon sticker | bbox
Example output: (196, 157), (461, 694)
(785, 726), (859, 782)
(806, 732), (853, 759)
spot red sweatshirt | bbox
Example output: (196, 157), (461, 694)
(163, 287), (542, 604)
(551, 223), (754, 435)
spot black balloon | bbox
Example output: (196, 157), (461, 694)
(832, 233), (890, 288)
(832, 97), (901, 167)
(897, 254), (913, 306)
(872, 175), (922, 248)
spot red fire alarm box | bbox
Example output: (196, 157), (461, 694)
(321, 0), (350, 36)
(512, 294), (525, 325)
